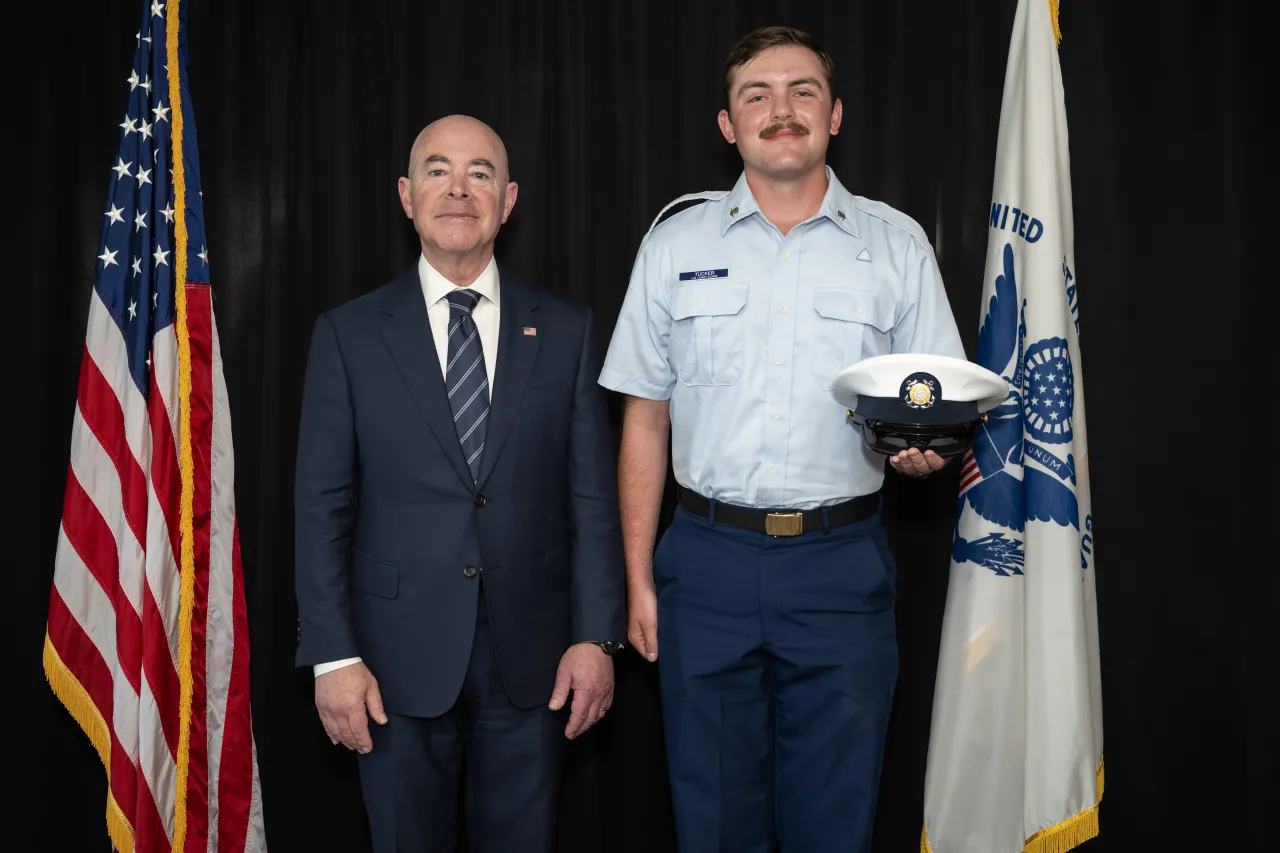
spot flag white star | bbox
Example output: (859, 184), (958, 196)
(138, 118), (153, 140)
(128, 300), (138, 320)
(142, 75), (152, 95)
(136, 167), (152, 186)
(154, 246), (170, 266)
(120, 116), (137, 134)
(153, 291), (159, 308)
(105, 204), (125, 225)
(133, 257), (143, 276)
(128, 69), (140, 90)
(113, 158), (132, 179)
(198, 245), (209, 265)
(161, 203), (176, 224)
(142, 33), (151, 45)
(151, 0), (164, 16)
(99, 248), (118, 267)
(153, 100), (170, 123)
(135, 210), (148, 231)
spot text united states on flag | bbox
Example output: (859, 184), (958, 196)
(42, 1), (266, 851)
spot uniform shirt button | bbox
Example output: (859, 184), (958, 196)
(772, 411), (781, 419)
(779, 303), (787, 312)
(768, 465), (778, 473)
(781, 251), (790, 260)
(474, 493), (487, 507)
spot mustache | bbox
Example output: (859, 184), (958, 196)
(760, 122), (809, 139)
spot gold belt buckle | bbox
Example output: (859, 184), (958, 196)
(765, 512), (804, 537)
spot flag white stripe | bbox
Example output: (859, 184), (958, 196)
(205, 310), (238, 853)
(148, 326), (184, 664)
(138, 667), (178, 841)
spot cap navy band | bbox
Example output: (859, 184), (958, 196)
(852, 396), (980, 426)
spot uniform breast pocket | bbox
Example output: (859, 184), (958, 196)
(811, 287), (895, 390)
(669, 282), (749, 387)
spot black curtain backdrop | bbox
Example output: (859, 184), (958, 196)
(17, 1), (1275, 851)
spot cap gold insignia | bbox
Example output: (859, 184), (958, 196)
(906, 381), (934, 407)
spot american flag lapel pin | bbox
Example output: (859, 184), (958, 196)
(523, 326), (537, 336)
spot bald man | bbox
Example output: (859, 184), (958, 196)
(294, 115), (626, 852)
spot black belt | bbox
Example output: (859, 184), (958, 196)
(676, 486), (878, 537)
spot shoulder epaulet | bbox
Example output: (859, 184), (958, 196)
(645, 191), (730, 237)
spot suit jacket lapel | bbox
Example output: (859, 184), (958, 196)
(378, 267), (475, 489)
(476, 271), (541, 487)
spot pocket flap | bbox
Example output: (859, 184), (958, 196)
(350, 552), (399, 599)
(670, 282), (748, 321)
(813, 287), (894, 332)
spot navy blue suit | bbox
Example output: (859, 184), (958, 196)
(294, 264), (625, 851)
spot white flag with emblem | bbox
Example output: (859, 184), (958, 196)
(921, 1), (1103, 852)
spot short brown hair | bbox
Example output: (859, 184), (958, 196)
(723, 27), (838, 110)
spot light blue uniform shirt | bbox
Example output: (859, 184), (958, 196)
(599, 168), (965, 510)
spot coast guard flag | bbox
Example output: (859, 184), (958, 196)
(42, 0), (267, 851)
(921, 2), (1103, 852)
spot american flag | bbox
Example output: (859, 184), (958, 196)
(42, 1), (267, 851)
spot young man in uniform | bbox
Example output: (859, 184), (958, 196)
(599, 26), (965, 853)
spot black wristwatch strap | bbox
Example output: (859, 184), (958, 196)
(589, 641), (625, 656)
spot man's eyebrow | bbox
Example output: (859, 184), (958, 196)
(736, 77), (825, 97)
(421, 154), (496, 171)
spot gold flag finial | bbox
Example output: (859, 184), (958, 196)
(1049, 0), (1062, 47)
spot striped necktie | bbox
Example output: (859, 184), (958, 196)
(444, 288), (488, 482)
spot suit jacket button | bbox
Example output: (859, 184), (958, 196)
(463, 565), (478, 578)
(474, 493), (487, 507)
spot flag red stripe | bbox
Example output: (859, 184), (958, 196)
(218, 519), (253, 852)
(47, 587), (139, 837)
(77, 345), (150, 552)
(183, 284), (214, 851)
(61, 467), (143, 695)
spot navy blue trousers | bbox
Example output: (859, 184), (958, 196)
(653, 503), (899, 853)
(356, 587), (566, 853)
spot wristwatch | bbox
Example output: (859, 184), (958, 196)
(589, 641), (625, 656)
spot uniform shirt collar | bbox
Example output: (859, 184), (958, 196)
(721, 165), (860, 239)
(418, 253), (501, 310)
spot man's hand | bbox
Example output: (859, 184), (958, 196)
(628, 582), (658, 662)
(889, 447), (949, 477)
(315, 661), (387, 754)
(549, 643), (615, 740)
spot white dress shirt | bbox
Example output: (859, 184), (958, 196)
(313, 255), (502, 678)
